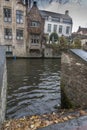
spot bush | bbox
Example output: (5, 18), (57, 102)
(49, 32), (58, 43)
(73, 38), (81, 49)
(59, 36), (68, 50)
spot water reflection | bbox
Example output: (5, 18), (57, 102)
(6, 59), (61, 119)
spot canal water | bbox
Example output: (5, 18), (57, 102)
(6, 59), (61, 119)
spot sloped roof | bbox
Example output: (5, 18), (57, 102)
(40, 10), (72, 20)
(70, 49), (87, 62)
(77, 26), (87, 34)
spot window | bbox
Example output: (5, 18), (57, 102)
(48, 16), (52, 21)
(47, 24), (51, 32)
(31, 21), (40, 27)
(4, 28), (12, 39)
(63, 18), (72, 24)
(66, 26), (70, 34)
(5, 45), (13, 55)
(44, 16), (48, 20)
(4, 8), (11, 22)
(59, 25), (62, 33)
(53, 25), (57, 32)
(52, 17), (60, 22)
(16, 29), (23, 40)
(31, 35), (40, 44)
(16, 10), (23, 24)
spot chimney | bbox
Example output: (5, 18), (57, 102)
(65, 10), (69, 15)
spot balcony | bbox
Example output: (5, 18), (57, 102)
(29, 43), (41, 50)
(28, 26), (42, 34)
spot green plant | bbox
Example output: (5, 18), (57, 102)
(59, 36), (68, 50)
(73, 38), (81, 49)
(49, 32), (59, 43)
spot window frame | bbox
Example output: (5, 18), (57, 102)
(66, 26), (70, 34)
(16, 29), (23, 40)
(47, 24), (51, 32)
(59, 25), (63, 34)
(16, 10), (23, 24)
(53, 24), (57, 32)
(5, 45), (13, 55)
(30, 21), (40, 27)
(31, 34), (40, 44)
(5, 0), (10, 1)
(4, 8), (12, 22)
(4, 28), (12, 40)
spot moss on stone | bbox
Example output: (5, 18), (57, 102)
(61, 83), (75, 109)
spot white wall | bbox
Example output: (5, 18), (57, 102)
(44, 20), (72, 37)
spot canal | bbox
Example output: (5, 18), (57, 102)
(6, 59), (61, 120)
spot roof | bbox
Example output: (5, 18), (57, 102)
(77, 26), (87, 35)
(70, 49), (87, 62)
(40, 10), (72, 22)
(40, 10), (71, 19)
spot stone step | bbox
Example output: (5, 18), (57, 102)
(37, 116), (87, 130)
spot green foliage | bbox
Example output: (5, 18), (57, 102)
(59, 36), (68, 50)
(73, 38), (81, 49)
(49, 32), (58, 43)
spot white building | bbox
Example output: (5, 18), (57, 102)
(40, 10), (73, 37)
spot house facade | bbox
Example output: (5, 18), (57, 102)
(72, 26), (87, 49)
(77, 26), (87, 35)
(40, 10), (73, 37)
(27, 1), (45, 57)
(0, 0), (73, 57)
(0, 0), (27, 57)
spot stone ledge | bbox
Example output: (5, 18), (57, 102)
(37, 116), (87, 130)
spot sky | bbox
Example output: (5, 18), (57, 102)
(43, 0), (87, 32)
(82, 0), (87, 5)
(29, 0), (87, 32)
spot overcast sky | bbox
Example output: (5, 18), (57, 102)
(82, 0), (87, 4)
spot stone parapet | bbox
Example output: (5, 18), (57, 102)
(0, 46), (7, 128)
(61, 49), (87, 108)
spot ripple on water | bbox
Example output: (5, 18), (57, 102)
(6, 59), (61, 119)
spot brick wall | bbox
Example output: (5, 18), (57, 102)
(61, 50), (87, 108)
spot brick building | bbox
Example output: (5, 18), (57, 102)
(27, 1), (45, 57)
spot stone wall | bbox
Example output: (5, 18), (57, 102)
(0, 46), (7, 128)
(61, 49), (87, 108)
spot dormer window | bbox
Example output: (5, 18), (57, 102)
(48, 16), (52, 21)
(31, 21), (40, 27)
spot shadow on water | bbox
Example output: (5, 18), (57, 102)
(6, 59), (61, 119)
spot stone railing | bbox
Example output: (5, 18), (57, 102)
(0, 46), (7, 127)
